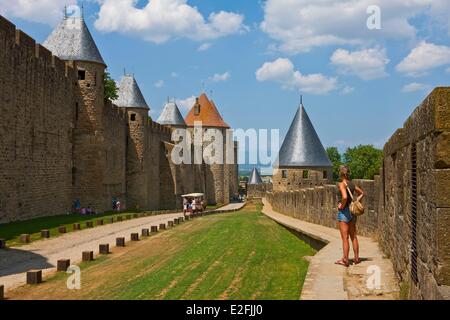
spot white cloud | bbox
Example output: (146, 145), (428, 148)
(94, 0), (247, 43)
(331, 48), (389, 80)
(447, 67), (450, 74)
(260, 0), (450, 54)
(176, 96), (196, 111)
(256, 58), (338, 95)
(198, 43), (212, 51)
(0, 0), (77, 25)
(210, 72), (230, 83)
(154, 80), (164, 88)
(170, 72), (179, 78)
(401, 82), (431, 93)
(341, 86), (355, 95)
(396, 41), (450, 76)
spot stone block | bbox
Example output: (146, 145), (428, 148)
(151, 226), (158, 233)
(41, 230), (50, 238)
(107, 217), (114, 224)
(142, 229), (149, 237)
(131, 233), (139, 241)
(0, 284), (3, 300)
(99, 244), (109, 254)
(57, 259), (70, 272)
(116, 237), (125, 247)
(126, 215), (132, 220)
(159, 223), (166, 230)
(436, 169), (450, 207)
(20, 234), (30, 243)
(117, 216), (123, 222)
(133, 214), (139, 219)
(96, 219), (104, 226)
(0, 239), (5, 249)
(436, 208), (450, 285)
(26, 270), (42, 284)
(179, 217), (184, 223)
(58, 226), (67, 234)
(174, 218), (179, 225)
(82, 251), (94, 262)
(86, 221), (94, 228)
(168, 221), (174, 228)
(73, 223), (81, 230)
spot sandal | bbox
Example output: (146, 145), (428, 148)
(353, 258), (361, 265)
(335, 259), (349, 267)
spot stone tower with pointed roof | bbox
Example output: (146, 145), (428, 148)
(185, 93), (238, 204)
(114, 74), (152, 209)
(43, 13), (116, 210)
(273, 102), (332, 191)
(248, 167), (263, 185)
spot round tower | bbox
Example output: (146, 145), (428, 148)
(113, 74), (151, 210)
(43, 13), (108, 211)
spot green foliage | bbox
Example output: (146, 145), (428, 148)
(326, 147), (342, 181)
(104, 71), (119, 101)
(343, 145), (383, 180)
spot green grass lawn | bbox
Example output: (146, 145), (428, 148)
(9, 209), (316, 300)
(0, 209), (175, 247)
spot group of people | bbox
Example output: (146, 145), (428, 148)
(183, 197), (205, 216)
(72, 197), (123, 215)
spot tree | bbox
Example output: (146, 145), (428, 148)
(326, 147), (342, 182)
(104, 71), (119, 101)
(343, 145), (383, 180)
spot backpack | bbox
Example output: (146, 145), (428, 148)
(346, 182), (365, 216)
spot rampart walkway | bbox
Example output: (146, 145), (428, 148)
(261, 199), (400, 300)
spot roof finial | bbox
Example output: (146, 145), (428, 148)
(300, 93), (303, 106)
(210, 90), (213, 99)
(64, 5), (67, 19)
(81, 3), (84, 19)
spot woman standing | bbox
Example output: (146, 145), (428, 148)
(335, 165), (364, 267)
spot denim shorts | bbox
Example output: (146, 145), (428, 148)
(338, 206), (353, 223)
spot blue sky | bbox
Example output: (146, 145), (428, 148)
(2, 0), (450, 167)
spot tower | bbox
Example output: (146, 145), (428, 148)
(248, 167), (263, 185)
(185, 93), (232, 205)
(273, 101), (332, 191)
(43, 13), (108, 210)
(157, 101), (187, 129)
(113, 74), (151, 210)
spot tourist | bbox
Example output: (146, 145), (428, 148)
(335, 165), (364, 267)
(116, 200), (121, 212)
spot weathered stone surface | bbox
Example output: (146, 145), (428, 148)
(58, 226), (67, 234)
(20, 234), (30, 243)
(99, 244), (109, 254)
(116, 237), (125, 247)
(82, 251), (94, 261)
(131, 233), (139, 241)
(57, 259), (70, 272)
(26, 270), (42, 284)
(41, 230), (50, 238)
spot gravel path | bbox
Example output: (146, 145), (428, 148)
(0, 212), (185, 293)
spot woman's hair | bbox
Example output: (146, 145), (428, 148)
(339, 165), (350, 180)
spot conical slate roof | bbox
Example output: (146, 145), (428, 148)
(185, 93), (229, 128)
(113, 75), (149, 109)
(157, 102), (186, 127)
(248, 168), (263, 185)
(275, 105), (332, 168)
(43, 16), (105, 65)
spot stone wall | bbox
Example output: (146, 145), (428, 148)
(272, 167), (332, 192)
(0, 15), (239, 222)
(247, 183), (273, 199)
(267, 88), (450, 300)
(0, 17), (75, 221)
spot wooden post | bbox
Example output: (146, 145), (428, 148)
(159, 223), (166, 230)
(107, 217), (114, 224)
(151, 226), (158, 233)
(126, 215), (132, 220)
(26, 270), (42, 284)
(179, 217), (184, 223)
(96, 219), (104, 226)
(117, 216), (123, 222)
(133, 213), (139, 219)
(0, 239), (5, 249)
(0, 284), (4, 300)
(116, 237), (125, 247)
(57, 259), (70, 272)
(82, 251), (94, 262)
(168, 221), (174, 228)
(73, 223), (81, 230)
(20, 234), (30, 243)
(86, 221), (94, 228)
(131, 233), (139, 241)
(41, 230), (50, 238)
(58, 226), (67, 234)
(142, 229), (149, 237)
(99, 244), (109, 254)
